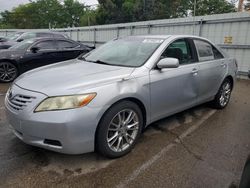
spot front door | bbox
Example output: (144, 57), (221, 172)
(150, 38), (199, 122)
(22, 40), (58, 72)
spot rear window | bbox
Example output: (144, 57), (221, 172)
(57, 40), (78, 49)
(37, 33), (54, 38)
(212, 46), (224, 59)
(53, 33), (66, 38)
(194, 40), (214, 61)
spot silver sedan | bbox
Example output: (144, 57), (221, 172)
(5, 35), (237, 158)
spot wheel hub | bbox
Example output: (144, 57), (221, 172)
(219, 82), (231, 107)
(107, 109), (139, 152)
(0, 62), (17, 82)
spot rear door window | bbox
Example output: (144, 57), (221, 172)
(56, 40), (78, 49)
(194, 40), (214, 61)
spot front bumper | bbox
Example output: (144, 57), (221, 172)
(5, 84), (100, 154)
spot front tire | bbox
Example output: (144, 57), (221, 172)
(212, 78), (232, 109)
(0, 62), (18, 83)
(96, 101), (143, 158)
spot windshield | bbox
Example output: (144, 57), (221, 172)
(83, 37), (164, 67)
(9, 39), (36, 50)
(5, 32), (23, 40)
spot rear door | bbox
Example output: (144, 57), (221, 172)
(55, 40), (83, 61)
(193, 39), (227, 102)
(150, 38), (200, 121)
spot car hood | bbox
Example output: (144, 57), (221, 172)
(15, 59), (135, 96)
(0, 49), (24, 58)
(0, 40), (17, 48)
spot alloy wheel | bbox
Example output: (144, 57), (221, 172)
(107, 109), (139, 152)
(219, 82), (231, 107)
(0, 62), (17, 82)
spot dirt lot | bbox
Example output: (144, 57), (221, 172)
(0, 79), (249, 188)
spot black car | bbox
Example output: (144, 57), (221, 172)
(0, 31), (69, 50)
(0, 37), (92, 82)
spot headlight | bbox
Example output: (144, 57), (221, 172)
(34, 93), (96, 112)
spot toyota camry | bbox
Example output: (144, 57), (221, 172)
(5, 35), (237, 158)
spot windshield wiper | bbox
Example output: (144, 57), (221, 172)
(79, 57), (113, 65)
(78, 56), (86, 61)
(93, 60), (112, 65)
(84, 59), (112, 65)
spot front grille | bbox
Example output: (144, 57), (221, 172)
(7, 94), (36, 111)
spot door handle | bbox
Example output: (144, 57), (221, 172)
(191, 68), (198, 75)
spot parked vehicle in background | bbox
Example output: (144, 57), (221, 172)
(0, 37), (92, 82)
(0, 33), (21, 50)
(5, 35), (237, 158)
(3, 31), (25, 41)
(0, 32), (25, 45)
(0, 31), (69, 50)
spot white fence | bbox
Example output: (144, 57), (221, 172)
(1, 12), (250, 75)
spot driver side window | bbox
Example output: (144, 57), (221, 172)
(161, 39), (194, 65)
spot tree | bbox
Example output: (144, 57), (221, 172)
(80, 9), (97, 26)
(0, 11), (15, 29)
(0, 0), (237, 29)
(95, 0), (190, 24)
(0, 0), (87, 29)
(61, 0), (86, 27)
(190, 0), (236, 16)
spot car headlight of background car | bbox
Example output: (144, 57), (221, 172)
(34, 93), (96, 112)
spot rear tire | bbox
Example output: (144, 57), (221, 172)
(212, 78), (232, 109)
(96, 101), (143, 158)
(0, 62), (18, 83)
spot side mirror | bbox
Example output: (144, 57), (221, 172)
(157, 58), (179, 69)
(30, 46), (40, 53)
(17, 38), (24, 42)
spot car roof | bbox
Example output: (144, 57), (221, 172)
(29, 37), (77, 42)
(18, 31), (67, 37)
(125, 35), (210, 41)
(23, 31), (61, 34)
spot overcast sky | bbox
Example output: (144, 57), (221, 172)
(0, 0), (98, 12)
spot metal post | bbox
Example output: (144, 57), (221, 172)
(94, 28), (96, 47)
(147, 24), (151, 34)
(198, 19), (203, 36)
(117, 27), (120, 38)
(130, 26), (134, 35)
(193, 0), (197, 35)
(70, 30), (72, 39)
(77, 29), (79, 42)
